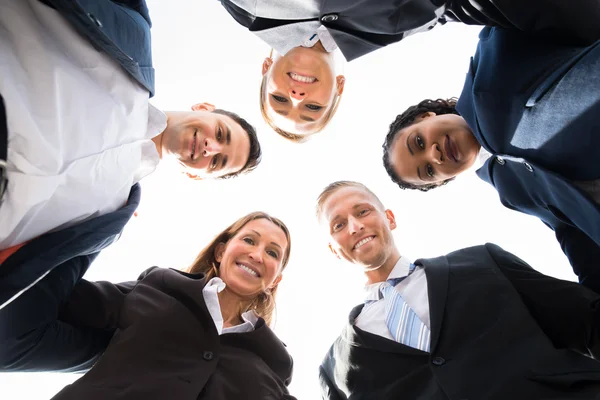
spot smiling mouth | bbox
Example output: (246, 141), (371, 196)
(288, 72), (317, 83)
(354, 236), (375, 250)
(444, 135), (459, 163)
(237, 262), (261, 278)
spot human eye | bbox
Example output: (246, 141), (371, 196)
(358, 208), (370, 217)
(271, 94), (288, 103)
(243, 237), (254, 245)
(332, 221), (345, 232)
(416, 135), (424, 149)
(426, 164), (435, 177)
(267, 249), (279, 259)
(305, 104), (323, 111)
(216, 126), (223, 142)
(210, 155), (219, 170)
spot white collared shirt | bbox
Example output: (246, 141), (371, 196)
(202, 277), (259, 335)
(302, 25), (339, 53)
(355, 256), (430, 341)
(0, 0), (165, 249)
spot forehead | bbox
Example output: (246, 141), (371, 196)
(237, 218), (288, 246)
(389, 128), (420, 185)
(321, 187), (381, 222)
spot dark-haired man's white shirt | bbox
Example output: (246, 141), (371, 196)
(355, 256), (431, 342)
(0, 0), (165, 249)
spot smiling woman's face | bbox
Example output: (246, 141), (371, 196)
(262, 46), (345, 135)
(389, 112), (481, 187)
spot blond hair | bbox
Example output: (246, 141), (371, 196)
(186, 211), (291, 326)
(316, 181), (385, 221)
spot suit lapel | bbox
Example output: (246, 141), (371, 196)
(414, 255), (449, 353)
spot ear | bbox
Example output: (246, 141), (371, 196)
(262, 57), (273, 76)
(214, 242), (226, 263)
(270, 274), (283, 288)
(385, 209), (397, 231)
(328, 243), (341, 259)
(191, 102), (216, 112)
(183, 172), (203, 180)
(417, 111), (436, 121)
(335, 75), (346, 96)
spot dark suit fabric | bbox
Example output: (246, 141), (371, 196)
(219, 0), (600, 62)
(456, 27), (600, 293)
(319, 244), (600, 399)
(46, 267), (295, 400)
(41, 0), (155, 95)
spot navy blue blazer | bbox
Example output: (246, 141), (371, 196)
(457, 27), (600, 292)
(0, 184), (141, 310)
(42, 0), (155, 96)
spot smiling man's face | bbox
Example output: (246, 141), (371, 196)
(160, 109), (250, 179)
(320, 186), (397, 270)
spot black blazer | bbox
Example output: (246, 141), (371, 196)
(52, 267), (296, 400)
(320, 244), (600, 399)
(219, 0), (600, 62)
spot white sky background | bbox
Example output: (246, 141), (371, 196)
(1, 1), (578, 399)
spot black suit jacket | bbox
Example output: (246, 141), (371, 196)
(52, 267), (296, 400)
(320, 244), (600, 399)
(219, 0), (600, 62)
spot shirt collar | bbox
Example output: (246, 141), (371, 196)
(363, 256), (412, 302)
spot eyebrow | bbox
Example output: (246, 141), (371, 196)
(417, 167), (423, 181)
(275, 110), (289, 116)
(406, 132), (414, 156)
(329, 203), (370, 224)
(225, 125), (231, 145)
(299, 115), (315, 122)
(251, 229), (283, 250)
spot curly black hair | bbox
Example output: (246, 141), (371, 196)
(382, 98), (459, 192)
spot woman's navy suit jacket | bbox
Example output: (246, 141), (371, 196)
(457, 27), (600, 292)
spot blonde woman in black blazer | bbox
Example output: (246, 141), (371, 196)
(0, 211), (296, 400)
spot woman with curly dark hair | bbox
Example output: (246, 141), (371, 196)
(382, 27), (600, 294)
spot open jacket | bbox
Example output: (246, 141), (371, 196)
(320, 244), (600, 399)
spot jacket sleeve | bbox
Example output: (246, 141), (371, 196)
(553, 222), (600, 295)
(58, 266), (159, 330)
(485, 243), (600, 358)
(319, 351), (346, 400)
(447, 0), (600, 45)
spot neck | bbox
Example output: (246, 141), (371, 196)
(217, 287), (250, 327)
(313, 40), (327, 53)
(364, 249), (401, 285)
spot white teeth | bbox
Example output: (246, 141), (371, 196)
(354, 237), (374, 250)
(289, 72), (316, 83)
(237, 263), (258, 277)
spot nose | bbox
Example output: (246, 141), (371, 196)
(428, 143), (444, 165)
(202, 138), (223, 157)
(248, 249), (264, 264)
(348, 217), (365, 235)
(289, 87), (306, 102)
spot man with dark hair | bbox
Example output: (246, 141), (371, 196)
(0, 0), (261, 254)
(317, 180), (600, 399)
(0, 0), (261, 309)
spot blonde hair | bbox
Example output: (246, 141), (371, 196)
(260, 50), (343, 143)
(186, 212), (292, 326)
(316, 180), (385, 221)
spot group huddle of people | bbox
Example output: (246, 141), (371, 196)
(1, 0), (600, 399)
